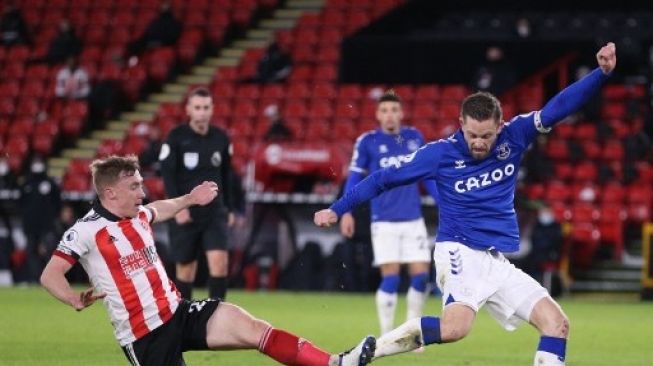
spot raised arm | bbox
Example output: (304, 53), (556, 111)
(540, 42), (616, 129)
(147, 181), (218, 223)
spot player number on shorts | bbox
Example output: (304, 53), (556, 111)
(189, 300), (207, 313)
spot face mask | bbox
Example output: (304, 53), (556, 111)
(579, 187), (596, 202)
(0, 163), (8, 176)
(31, 162), (46, 174)
(538, 211), (555, 225)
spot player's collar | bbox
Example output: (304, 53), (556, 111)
(93, 200), (124, 222)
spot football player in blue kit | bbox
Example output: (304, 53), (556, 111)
(315, 43), (617, 365)
(340, 90), (439, 336)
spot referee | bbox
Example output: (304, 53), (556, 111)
(159, 87), (234, 300)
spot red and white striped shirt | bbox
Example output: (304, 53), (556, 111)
(54, 202), (180, 346)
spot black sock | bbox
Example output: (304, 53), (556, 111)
(176, 280), (193, 300)
(208, 276), (227, 300)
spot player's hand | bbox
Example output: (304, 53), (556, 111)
(597, 42), (616, 75)
(175, 208), (192, 224)
(71, 287), (106, 311)
(189, 181), (219, 206)
(314, 209), (338, 227)
(340, 212), (356, 238)
(227, 212), (235, 227)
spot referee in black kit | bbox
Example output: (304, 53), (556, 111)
(159, 87), (234, 300)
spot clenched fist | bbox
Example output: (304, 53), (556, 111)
(314, 209), (338, 227)
(596, 42), (616, 75)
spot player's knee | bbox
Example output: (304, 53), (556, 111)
(541, 312), (570, 338)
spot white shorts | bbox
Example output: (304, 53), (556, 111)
(433, 241), (550, 331)
(371, 219), (430, 266)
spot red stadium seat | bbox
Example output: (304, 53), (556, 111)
(570, 202), (600, 223)
(524, 183), (545, 200)
(572, 162), (598, 182)
(545, 180), (570, 203)
(261, 85), (285, 99)
(286, 83), (311, 99)
(333, 119), (358, 141)
(233, 100), (258, 118)
(580, 140), (601, 160)
(553, 122), (574, 139)
(31, 134), (55, 155)
(97, 139), (123, 157)
(303, 119), (332, 141)
(338, 85), (363, 101)
(62, 173), (92, 192)
(568, 222), (601, 268)
(314, 65), (337, 81)
(308, 101), (334, 119)
(415, 85), (440, 101)
(553, 162), (574, 180)
(546, 139), (569, 160)
(313, 83), (337, 100)
(335, 102), (360, 119)
(143, 177), (166, 200)
(574, 124), (596, 140)
(212, 83), (236, 99)
(600, 182), (625, 204)
(235, 85), (261, 99)
(600, 139), (624, 162)
(440, 85), (468, 102)
(626, 185), (652, 204)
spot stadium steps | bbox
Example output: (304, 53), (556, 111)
(570, 261), (642, 293)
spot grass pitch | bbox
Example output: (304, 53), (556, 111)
(0, 288), (650, 365)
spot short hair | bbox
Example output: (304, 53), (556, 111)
(187, 87), (212, 101)
(90, 155), (140, 197)
(378, 89), (402, 104)
(461, 92), (502, 123)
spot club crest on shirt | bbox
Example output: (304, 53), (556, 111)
(454, 160), (466, 169)
(495, 142), (511, 160)
(211, 151), (222, 167)
(183, 152), (199, 169)
(407, 139), (420, 151)
(379, 144), (388, 153)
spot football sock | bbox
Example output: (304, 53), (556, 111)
(259, 327), (331, 366)
(376, 275), (400, 335)
(374, 316), (441, 359)
(534, 336), (566, 366)
(406, 273), (429, 321)
(208, 276), (227, 300)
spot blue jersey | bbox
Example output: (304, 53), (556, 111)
(332, 68), (610, 252)
(349, 127), (426, 222)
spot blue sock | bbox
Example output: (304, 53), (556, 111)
(420, 316), (441, 345)
(410, 273), (429, 292)
(379, 274), (400, 294)
(538, 336), (566, 361)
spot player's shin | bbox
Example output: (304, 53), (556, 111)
(373, 316), (441, 359)
(406, 273), (429, 320)
(376, 274), (399, 335)
(258, 327), (331, 366)
(534, 336), (566, 366)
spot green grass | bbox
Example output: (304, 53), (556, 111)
(0, 288), (651, 365)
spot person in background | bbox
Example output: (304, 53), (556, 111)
(55, 56), (91, 100)
(263, 104), (293, 142)
(19, 157), (61, 283)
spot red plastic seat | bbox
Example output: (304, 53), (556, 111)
(572, 161), (598, 182)
(31, 134), (55, 155)
(233, 100), (258, 118)
(307, 101), (334, 119)
(338, 85), (363, 100)
(580, 140), (601, 160)
(413, 103), (438, 119)
(440, 85), (468, 102)
(236, 85), (261, 99)
(335, 102), (360, 119)
(626, 185), (652, 204)
(600, 139), (624, 161)
(600, 182), (625, 204)
(333, 119), (358, 141)
(62, 173), (92, 192)
(314, 65), (337, 81)
(143, 177), (166, 200)
(286, 83), (311, 99)
(574, 124), (597, 140)
(283, 101), (308, 118)
(570, 202), (600, 223)
(546, 140), (569, 160)
(415, 85), (440, 101)
(313, 83), (337, 100)
(545, 180), (570, 203)
(553, 162), (574, 180)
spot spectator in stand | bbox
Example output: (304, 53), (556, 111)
(138, 124), (163, 176)
(19, 157), (62, 283)
(55, 56), (91, 99)
(263, 104), (293, 142)
(254, 42), (292, 83)
(46, 20), (82, 65)
(0, 2), (29, 46)
(472, 46), (516, 95)
(128, 1), (182, 57)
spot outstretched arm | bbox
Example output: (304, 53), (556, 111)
(314, 143), (442, 227)
(147, 181), (219, 223)
(540, 42), (616, 129)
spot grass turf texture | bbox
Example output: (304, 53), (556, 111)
(0, 288), (650, 365)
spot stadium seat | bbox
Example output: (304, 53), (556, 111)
(570, 202), (600, 223)
(568, 222), (601, 268)
(574, 124), (597, 140)
(545, 180), (570, 203)
(313, 83), (337, 100)
(572, 161), (598, 182)
(553, 162), (574, 180)
(308, 101), (334, 119)
(580, 140), (601, 160)
(546, 139), (569, 160)
(286, 83), (311, 99)
(600, 181), (625, 204)
(600, 139), (624, 162)
(414, 85), (440, 101)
